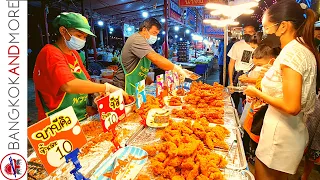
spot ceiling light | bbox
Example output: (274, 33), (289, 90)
(161, 18), (165, 23)
(175, 35), (178, 38)
(162, 31), (165, 35)
(174, 26), (180, 31)
(142, 12), (149, 18)
(98, 20), (104, 26)
(185, 29), (190, 34)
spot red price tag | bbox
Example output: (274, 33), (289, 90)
(27, 106), (87, 174)
(97, 90), (126, 133)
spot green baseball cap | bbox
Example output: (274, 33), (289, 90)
(53, 12), (96, 37)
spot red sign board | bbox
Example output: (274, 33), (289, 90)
(27, 106), (87, 174)
(96, 90), (126, 133)
(179, 0), (226, 7)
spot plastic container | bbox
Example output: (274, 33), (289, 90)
(100, 69), (114, 79)
(90, 75), (101, 83)
(125, 96), (136, 115)
(100, 78), (113, 84)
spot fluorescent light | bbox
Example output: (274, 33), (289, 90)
(180, 38), (183, 41)
(127, 27), (132, 31)
(142, 12), (149, 18)
(162, 31), (165, 35)
(174, 26), (180, 31)
(185, 29), (190, 34)
(157, 37), (160, 40)
(161, 18), (165, 23)
(175, 35), (178, 38)
(243, 9), (254, 14)
(98, 20), (104, 26)
(109, 27), (114, 32)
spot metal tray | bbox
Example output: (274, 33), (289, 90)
(214, 126), (247, 170)
(126, 127), (161, 147)
(224, 106), (240, 128)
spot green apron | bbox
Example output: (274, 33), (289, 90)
(119, 54), (151, 95)
(38, 45), (88, 121)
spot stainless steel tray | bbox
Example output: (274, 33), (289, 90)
(224, 106), (240, 128)
(214, 126), (247, 170)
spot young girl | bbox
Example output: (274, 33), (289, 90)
(240, 43), (281, 164)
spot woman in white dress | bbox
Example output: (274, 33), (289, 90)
(244, 1), (319, 180)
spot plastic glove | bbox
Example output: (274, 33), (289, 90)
(104, 83), (129, 103)
(173, 64), (188, 83)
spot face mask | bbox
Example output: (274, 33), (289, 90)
(63, 30), (86, 50)
(262, 25), (281, 48)
(243, 34), (253, 43)
(146, 31), (157, 45)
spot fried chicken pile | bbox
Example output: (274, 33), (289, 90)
(135, 95), (162, 120)
(171, 106), (224, 125)
(184, 82), (224, 108)
(142, 120), (229, 180)
(169, 97), (183, 106)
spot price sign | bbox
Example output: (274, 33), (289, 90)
(27, 106), (87, 174)
(165, 71), (175, 92)
(135, 79), (147, 108)
(96, 89), (126, 132)
(156, 74), (164, 97)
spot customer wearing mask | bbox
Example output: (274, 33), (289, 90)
(244, 1), (319, 179)
(33, 12), (128, 121)
(113, 17), (187, 95)
(301, 21), (320, 180)
(228, 25), (256, 112)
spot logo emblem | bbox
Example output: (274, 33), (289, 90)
(0, 153), (27, 180)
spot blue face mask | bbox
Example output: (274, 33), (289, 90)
(64, 30), (86, 50)
(147, 31), (157, 45)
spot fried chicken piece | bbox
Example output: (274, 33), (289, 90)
(205, 134), (215, 150)
(164, 142), (178, 157)
(181, 156), (195, 170)
(155, 152), (167, 162)
(172, 175), (185, 180)
(167, 156), (183, 167)
(186, 162), (200, 180)
(177, 139), (201, 156)
(150, 159), (165, 176)
(209, 172), (224, 180)
(143, 145), (157, 157)
(137, 174), (151, 180)
(196, 174), (210, 180)
(181, 169), (192, 179)
(163, 166), (176, 179)
(198, 117), (209, 127)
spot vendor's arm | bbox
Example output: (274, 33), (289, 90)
(245, 65), (302, 115)
(146, 52), (174, 70)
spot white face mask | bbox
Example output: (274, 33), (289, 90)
(146, 31), (157, 45)
(63, 29), (86, 50)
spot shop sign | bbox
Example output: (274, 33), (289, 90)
(186, 8), (196, 30)
(204, 25), (224, 36)
(27, 106), (87, 174)
(96, 89), (126, 133)
(135, 80), (147, 109)
(179, 0), (226, 7)
(169, 0), (183, 23)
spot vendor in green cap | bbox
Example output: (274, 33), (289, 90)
(33, 12), (128, 121)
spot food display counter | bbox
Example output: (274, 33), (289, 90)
(27, 81), (253, 180)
